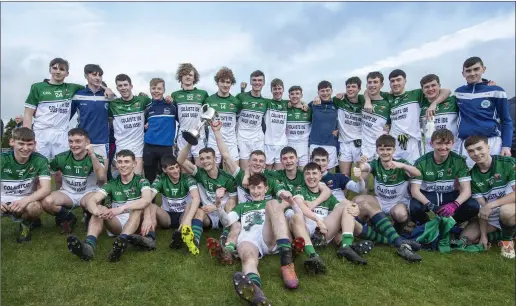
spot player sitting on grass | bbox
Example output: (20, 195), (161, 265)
(459, 136), (516, 259)
(66, 150), (152, 262)
(217, 173), (299, 306)
(41, 128), (106, 234)
(410, 129), (480, 226)
(1, 128), (51, 242)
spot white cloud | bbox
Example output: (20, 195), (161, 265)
(322, 2), (342, 12)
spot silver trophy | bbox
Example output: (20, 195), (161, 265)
(182, 104), (219, 145)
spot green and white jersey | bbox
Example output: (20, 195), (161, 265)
(172, 88), (209, 138)
(109, 96), (152, 151)
(269, 169), (306, 193)
(24, 81), (84, 131)
(420, 96), (459, 138)
(236, 92), (269, 141)
(361, 98), (390, 149)
(293, 186), (340, 219)
(369, 158), (412, 205)
(264, 99), (289, 145)
(204, 94), (241, 148)
(232, 168), (285, 203)
(386, 89), (425, 140)
(226, 200), (267, 233)
(335, 95), (364, 143)
(100, 174), (151, 208)
(471, 156), (515, 203)
(50, 151), (104, 194)
(1, 151), (51, 199)
(286, 106), (312, 145)
(151, 173), (198, 212)
(192, 166), (237, 207)
(412, 152), (470, 193)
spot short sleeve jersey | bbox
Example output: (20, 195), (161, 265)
(1, 152), (51, 199)
(226, 200), (268, 234)
(24, 81), (84, 131)
(236, 92), (269, 141)
(109, 96), (152, 152)
(192, 166), (237, 207)
(264, 99), (289, 146)
(172, 88), (209, 138)
(361, 97), (390, 149)
(335, 95), (364, 143)
(286, 106), (312, 145)
(420, 96), (459, 138)
(386, 89), (425, 140)
(151, 173), (198, 212)
(471, 156), (515, 203)
(412, 152), (470, 193)
(50, 150), (104, 194)
(100, 174), (151, 208)
(270, 169), (305, 193)
(233, 168), (285, 203)
(369, 158), (412, 205)
(293, 186), (340, 219)
(204, 94), (241, 147)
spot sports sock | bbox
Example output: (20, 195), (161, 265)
(247, 272), (262, 288)
(488, 231), (503, 242)
(224, 242), (236, 252)
(146, 231), (156, 240)
(120, 234), (128, 240)
(303, 244), (317, 257)
(192, 219), (203, 242)
(359, 224), (389, 244)
(340, 232), (354, 248)
(55, 207), (69, 219)
(371, 212), (403, 247)
(501, 224), (516, 241)
(276, 238), (292, 250)
(221, 227), (229, 238)
(85, 235), (97, 249)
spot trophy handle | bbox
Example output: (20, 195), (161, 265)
(202, 104), (209, 113)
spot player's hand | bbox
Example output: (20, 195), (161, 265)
(436, 201), (459, 217)
(317, 220), (328, 235)
(138, 92), (149, 97)
(360, 155), (368, 164)
(352, 167), (362, 179)
(426, 103), (437, 120)
(363, 100), (373, 113)
(164, 95), (173, 104)
(85, 144), (94, 156)
(101, 85), (115, 99)
(347, 202), (360, 217)
(387, 160), (405, 170)
(332, 129), (339, 137)
(479, 235), (490, 250)
(242, 173), (250, 189)
(10, 199), (29, 213)
(487, 80), (497, 86)
(202, 205), (217, 214)
(501, 147), (512, 157)
(280, 191), (293, 203)
(383, 124), (390, 134)
(301, 103), (309, 112)
(211, 120), (222, 131)
(335, 92), (345, 100)
(144, 123), (149, 130)
(240, 82), (247, 89)
(140, 218), (155, 236)
(313, 96), (322, 105)
(1, 203), (10, 213)
(215, 187), (226, 201)
(478, 204), (493, 221)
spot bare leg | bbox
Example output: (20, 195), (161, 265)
(339, 161), (352, 177)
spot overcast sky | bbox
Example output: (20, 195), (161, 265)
(1, 2), (515, 123)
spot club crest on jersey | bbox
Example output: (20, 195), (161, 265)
(447, 168), (452, 176)
(83, 166), (89, 172)
(494, 173), (501, 181)
(442, 102), (450, 109)
(391, 174), (397, 181)
(135, 103), (140, 108)
(164, 107), (171, 115)
(480, 100), (490, 108)
(196, 94), (201, 99)
(229, 103), (235, 109)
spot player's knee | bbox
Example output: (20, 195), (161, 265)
(26, 201), (42, 217)
(500, 205), (516, 226)
(265, 200), (279, 212)
(41, 195), (54, 210)
(194, 208), (205, 219)
(391, 206), (408, 222)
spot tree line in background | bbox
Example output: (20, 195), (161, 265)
(1, 116), (23, 149)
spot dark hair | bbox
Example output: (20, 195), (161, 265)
(49, 58), (69, 71)
(248, 173), (267, 187)
(11, 127), (35, 142)
(346, 77), (362, 89)
(116, 149), (135, 161)
(199, 147), (216, 157)
(288, 85), (303, 94)
(214, 67), (236, 85)
(280, 146), (297, 157)
(68, 128), (90, 139)
(420, 74), (440, 87)
(318, 80), (332, 91)
(115, 74), (132, 85)
(310, 147), (329, 161)
(463, 56), (484, 69)
(250, 150), (266, 159)
(367, 71), (384, 83)
(464, 135), (488, 148)
(388, 69), (406, 80)
(303, 162), (321, 173)
(161, 154), (178, 169)
(431, 129), (454, 143)
(250, 70), (265, 79)
(270, 78), (284, 89)
(84, 64), (103, 76)
(376, 134), (396, 148)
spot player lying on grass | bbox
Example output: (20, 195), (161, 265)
(217, 173), (299, 306)
(1, 128), (51, 242)
(41, 128), (106, 234)
(66, 149), (152, 262)
(126, 154), (201, 254)
(459, 136), (516, 259)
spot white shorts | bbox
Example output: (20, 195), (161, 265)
(309, 145), (338, 169)
(458, 136), (502, 168)
(305, 218), (335, 243)
(107, 212), (130, 237)
(360, 145), (378, 162)
(115, 145), (143, 159)
(289, 143), (309, 167)
(58, 189), (96, 209)
(208, 210), (221, 229)
(488, 207), (501, 229)
(208, 142), (239, 165)
(393, 136), (422, 164)
(264, 144), (285, 164)
(237, 226), (277, 259)
(91, 144), (109, 161)
(177, 135), (206, 158)
(238, 138), (264, 160)
(377, 196), (409, 215)
(34, 129), (68, 160)
(339, 141), (362, 163)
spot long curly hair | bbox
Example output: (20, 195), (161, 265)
(214, 67), (236, 85)
(176, 63), (200, 85)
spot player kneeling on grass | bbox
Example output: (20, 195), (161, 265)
(1, 128), (51, 242)
(139, 154), (201, 255)
(66, 150), (153, 262)
(41, 128), (106, 234)
(217, 173), (299, 305)
(459, 136), (516, 259)
(289, 162), (374, 269)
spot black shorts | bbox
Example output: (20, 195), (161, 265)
(166, 211), (183, 229)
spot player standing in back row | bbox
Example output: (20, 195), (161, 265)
(264, 78), (289, 170)
(286, 86), (312, 169)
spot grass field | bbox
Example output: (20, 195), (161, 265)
(1, 209), (515, 306)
